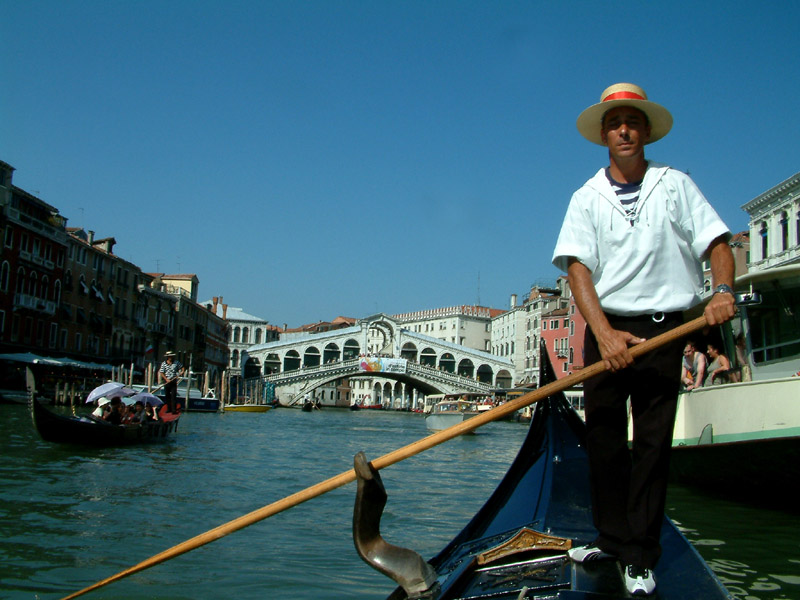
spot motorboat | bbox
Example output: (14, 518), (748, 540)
(669, 264), (800, 507)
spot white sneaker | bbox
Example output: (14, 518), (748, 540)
(567, 545), (614, 563)
(624, 564), (656, 596)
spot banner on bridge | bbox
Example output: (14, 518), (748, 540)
(359, 357), (408, 374)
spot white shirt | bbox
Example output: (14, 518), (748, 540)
(552, 162), (730, 316)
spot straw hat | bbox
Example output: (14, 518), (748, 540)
(164, 350), (176, 358)
(576, 83), (673, 146)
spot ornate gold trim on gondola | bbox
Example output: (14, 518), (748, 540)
(476, 528), (572, 566)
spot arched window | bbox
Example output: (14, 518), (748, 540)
(233, 326), (240, 343)
(54, 280), (62, 304)
(0, 261), (9, 292)
(255, 328), (262, 344)
(232, 349), (239, 368)
(41, 275), (49, 301)
(29, 271), (38, 297)
(242, 327), (249, 344)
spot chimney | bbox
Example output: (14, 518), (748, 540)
(88, 230), (95, 244)
(510, 293), (517, 309)
(212, 296), (219, 314)
(222, 304), (227, 320)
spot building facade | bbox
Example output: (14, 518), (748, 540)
(392, 305), (502, 352)
(0, 161), (68, 354)
(742, 171), (800, 271)
(203, 296), (276, 377)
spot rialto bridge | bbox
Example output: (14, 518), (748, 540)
(241, 314), (515, 408)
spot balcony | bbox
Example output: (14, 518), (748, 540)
(14, 293), (57, 316)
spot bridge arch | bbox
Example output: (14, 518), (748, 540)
(304, 346), (321, 367)
(343, 339), (360, 360)
(420, 348), (436, 367)
(243, 356), (261, 378)
(264, 353), (280, 375)
(284, 350), (300, 371)
(457, 358), (474, 378)
(323, 343), (340, 364)
(439, 352), (455, 373)
(400, 342), (418, 362)
(476, 363), (493, 383)
(496, 369), (512, 388)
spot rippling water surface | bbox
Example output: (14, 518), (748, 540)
(1, 404), (798, 599)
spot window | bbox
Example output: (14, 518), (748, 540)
(760, 221), (768, 259)
(4, 227), (13, 248)
(0, 261), (8, 292)
(11, 314), (20, 341)
(797, 210), (800, 248)
(780, 212), (789, 252)
(49, 323), (58, 348)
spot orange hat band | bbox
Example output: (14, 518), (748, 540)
(603, 90), (646, 102)
(603, 91), (647, 102)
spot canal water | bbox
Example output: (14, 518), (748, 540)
(1, 403), (798, 600)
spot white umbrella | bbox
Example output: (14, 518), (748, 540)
(85, 382), (135, 404)
(127, 392), (164, 407)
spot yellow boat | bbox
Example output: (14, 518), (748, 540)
(223, 403), (272, 413)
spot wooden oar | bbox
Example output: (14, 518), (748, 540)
(61, 314), (707, 600)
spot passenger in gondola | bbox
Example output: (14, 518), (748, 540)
(103, 397), (123, 425)
(129, 401), (146, 423)
(144, 404), (159, 421)
(91, 397), (111, 418)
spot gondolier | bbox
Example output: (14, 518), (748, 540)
(158, 351), (184, 413)
(552, 83), (736, 595)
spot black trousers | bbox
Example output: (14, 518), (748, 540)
(583, 312), (684, 569)
(164, 381), (178, 413)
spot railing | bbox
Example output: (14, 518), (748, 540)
(262, 357), (494, 394)
(14, 293), (57, 316)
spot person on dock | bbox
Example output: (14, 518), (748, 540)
(158, 351), (184, 413)
(552, 83), (736, 596)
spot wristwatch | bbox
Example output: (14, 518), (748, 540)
(712, 283), (735, 296)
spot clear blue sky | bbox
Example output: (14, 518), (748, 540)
(3, 1), (798, 327)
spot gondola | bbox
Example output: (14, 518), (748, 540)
(353, 363), (730, 599)
(29, 396), (180, 447)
